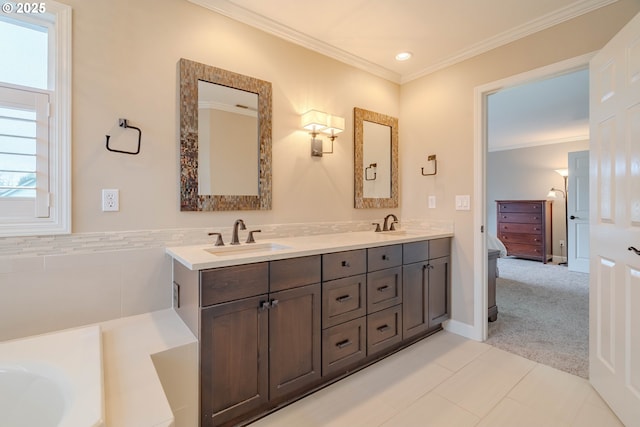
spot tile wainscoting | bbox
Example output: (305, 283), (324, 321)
(0, 219), (453, 341)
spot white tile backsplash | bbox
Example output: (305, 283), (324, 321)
(0, 219), (453, 341)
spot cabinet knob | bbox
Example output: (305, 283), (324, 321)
(341, 261), (350, 267)
(260, 301), (269, 310)
(382, 254), (388, 260)
(270, 299), (279, 307)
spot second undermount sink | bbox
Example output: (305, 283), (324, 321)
(204, 242), (291, 257)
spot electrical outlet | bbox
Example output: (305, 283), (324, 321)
(102, 189), (119, 212)
(559, 240), (565, 247)
(428, 195), (436, 208)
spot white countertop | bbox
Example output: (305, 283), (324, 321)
(166, 229), (453, 270)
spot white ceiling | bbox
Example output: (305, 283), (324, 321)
(189, 0), (603, 147)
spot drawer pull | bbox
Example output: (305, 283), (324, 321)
(260, 301), (269, 310)
(382, 254), (388, 260)
(341, 261), (350, 267)
(336, 339), (352, 349)
(336, 295), (352, 303)
(377, 324), (390, 333)
(377, 285), (390, 292)
(629, 246), (640, 255)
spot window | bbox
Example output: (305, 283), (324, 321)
(0, 1), (71, 236)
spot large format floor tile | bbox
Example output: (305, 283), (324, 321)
(249, 331), (622, 427)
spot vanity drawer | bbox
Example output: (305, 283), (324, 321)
(270, 255), (321, 292)
(367, 267), (402, 313)
(322, 249), (366, 281)
(367, 305), (402, 356)
(367, 245), (402, 272)
(322, 275), (366, 328)
(403, 241), (429, 264)
(200, 262), (269, 306)
(322, 317), (366, 376)
(429, 238), (451, 260)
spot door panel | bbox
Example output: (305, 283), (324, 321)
(589, 11), (640, 426)
(568, 150), (590, 273)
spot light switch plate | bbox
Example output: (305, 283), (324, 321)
(455, 195), (471, 210)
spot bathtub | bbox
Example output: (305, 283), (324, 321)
(0, 325), (105, 427)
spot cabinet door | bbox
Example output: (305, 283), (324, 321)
(402, 262), (429, 339)
(269, 283), (322, 400)
(428, 256), (451, 327)
(201, 295), (269, 426)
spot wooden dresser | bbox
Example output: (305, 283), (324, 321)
(496, 200), (552, 263)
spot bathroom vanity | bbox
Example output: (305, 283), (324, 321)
(167, 230), (452, 427)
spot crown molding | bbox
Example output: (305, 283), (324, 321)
(187, 0), (401, 83)
(189, 0), (617, 85)
(488, 134), (590, 152)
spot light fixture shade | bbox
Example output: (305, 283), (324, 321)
(547, 190), (558, 199)
(301, 110), (328, 132)
(555, 168), (569, 177)
(321, 115), (345, 135)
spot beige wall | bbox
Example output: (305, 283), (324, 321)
(400, 0), (640, 326)
(67, 0), (400, 233)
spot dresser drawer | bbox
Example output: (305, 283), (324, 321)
(498, 201), (543, 213)
(322, 250), (366, 281)
(498, 212), (544, 224)
(504, 242), (544, 258)
(498, 233), (543, 245)
(367, 267), (402, 313)
(367, 245), (402, 272)
(498, 222), (543, 234)
(322, 317), (366, 376)
(322, 274), (366, 328)
(201, 262), (268, 306)
(367, 305), (402, 356)
(270, 255), (321, 292)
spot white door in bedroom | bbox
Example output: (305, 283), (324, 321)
(567, 150), (589, 273)
(589, 11), (640, 427)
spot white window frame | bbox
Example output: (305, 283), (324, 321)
(0, 1), (71, 236)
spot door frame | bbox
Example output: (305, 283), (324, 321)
(472, 52), (596, 341)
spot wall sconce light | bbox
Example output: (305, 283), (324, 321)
(301, 110), (344, 157)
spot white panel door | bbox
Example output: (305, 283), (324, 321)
(589, 11), (640, 427)
(568, 150), (589, 273)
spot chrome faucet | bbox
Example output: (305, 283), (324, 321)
(231, 219), (246, 245)
(382, 214), (398, 231)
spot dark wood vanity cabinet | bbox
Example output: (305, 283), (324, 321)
(174, 237), (451, 427)
(402, 239), (451, 340)
(194, 257), (322, 427)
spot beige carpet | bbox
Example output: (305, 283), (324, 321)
(486, 257), (589, 378)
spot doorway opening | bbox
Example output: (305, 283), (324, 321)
(473, 53), (594, 375)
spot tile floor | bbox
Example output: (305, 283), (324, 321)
(249, 331), (622, 427)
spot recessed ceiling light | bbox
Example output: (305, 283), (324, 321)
(395, 52), (412, 61)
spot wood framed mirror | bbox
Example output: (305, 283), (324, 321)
(354, 107), (398, 208)
(179, 58), (272, 211)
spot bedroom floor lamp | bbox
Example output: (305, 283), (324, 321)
(548, 168), (569, 266)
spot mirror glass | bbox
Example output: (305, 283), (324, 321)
(354, 107), (398, 208)
(197, 81), (259, 196)
(179, 58), (272, 211)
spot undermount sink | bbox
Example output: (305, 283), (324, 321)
(204, 242), (291, 256)
(379, 230), (412, 235)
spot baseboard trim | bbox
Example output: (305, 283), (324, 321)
(443, 319), (483, 341)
